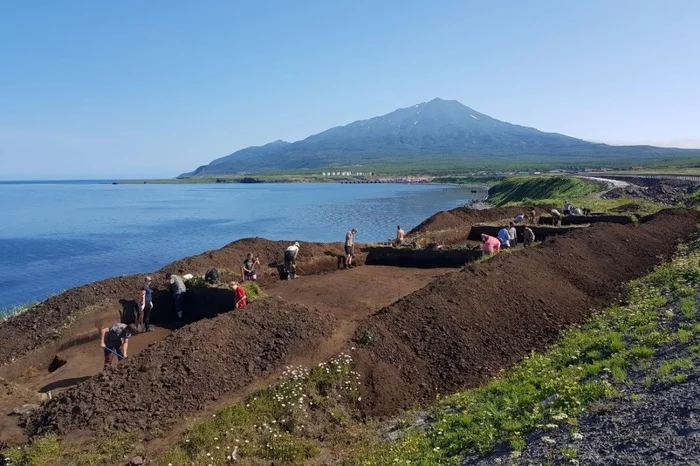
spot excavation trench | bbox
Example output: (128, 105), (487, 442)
(21, 209), (700, 439)
(351, 208), (700, 417)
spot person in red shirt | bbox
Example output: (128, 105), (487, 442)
(231, 281), (247, 309)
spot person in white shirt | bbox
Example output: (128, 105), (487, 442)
(284, 242), (300, 279)
(344, 228), (357, 268)
(523, 226), (536, 247)
(563, 201), (572, 215)
(508, 222), (518, 247)
(551, 209), (562, 226)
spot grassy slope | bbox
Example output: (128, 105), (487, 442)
(349, 240), (700, 465)
(486, 175), (665, 214)
(487, 176), (603, 207)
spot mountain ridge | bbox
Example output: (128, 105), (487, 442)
(181, 98), (698, 177)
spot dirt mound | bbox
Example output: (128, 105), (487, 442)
(408, 206), (546, 245)
(163, 237), (354, 284)
(602, 181), (697, 205)
(609, 202), (643, 213)
(351, 209), (700, 417)
(0, 238), (349, 367)
(28, 297), (335, 436)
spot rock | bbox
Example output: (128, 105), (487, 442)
(129, 456), (144, 465)
(48, 355), (68, 373)
(10, 404), (40, 416)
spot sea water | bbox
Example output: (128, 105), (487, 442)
(0, 181), (483, 312)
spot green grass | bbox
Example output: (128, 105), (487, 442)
(484, 175), (665, 215)
(1, 431), (134, 466)
(0, 301), (39, 322)
(430, 176), (504, 186)
(242, 281), (266, 301)
(351, 240), (700, 465)
(154, 353), (361, 465)
(182, 277), (267, 303)
(487, 176), (604, 207)
(657, 358), (694, 383)
(680, 297), (697, 319)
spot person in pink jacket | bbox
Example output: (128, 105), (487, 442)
(481, 234), (501, 255)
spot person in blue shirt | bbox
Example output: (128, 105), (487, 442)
(497, 226), (511, 248)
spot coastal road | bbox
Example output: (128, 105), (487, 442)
(576, 175), (632, 198)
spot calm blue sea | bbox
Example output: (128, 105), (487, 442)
(0, 181), (483, 313)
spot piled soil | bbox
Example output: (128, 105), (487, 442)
(0, 238), (350, 367)
(603, 185), (693, 205)
(28, 297), (336, 436)
(164, 237), (356, 284)
(407, 206), (546, 245)
(351, 209), (700, 417)
(601, 177), (698, 205)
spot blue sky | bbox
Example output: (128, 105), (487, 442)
(1, 0), (698, 179)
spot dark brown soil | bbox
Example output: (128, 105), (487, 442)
(408, 206), (547, 245)
(0, 238), (352, 367)
(27, 297), (336, 436)
(351, 208), (700, 417)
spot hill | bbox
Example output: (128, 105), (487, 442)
(181, 98), (698, 176)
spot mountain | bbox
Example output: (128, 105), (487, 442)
(181, 98), (698, 176)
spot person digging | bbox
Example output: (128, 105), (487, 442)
(344, 228), (357, 268)
(284, 242), (300, 279)
(100, 323), (137, 370)
(523, 225), (535, 248)
(242, 253), (259, 281)
(165, 272), (187, 321)
(231, 281), (248, 309)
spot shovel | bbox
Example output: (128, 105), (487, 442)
(105, 347), (125, 360)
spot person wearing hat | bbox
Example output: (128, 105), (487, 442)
(344, 228), (357, 268)
(231, 281), (248, 309)
(100, 323), (137, 370)
(137, 276), (154, 332)
(284, 242), (300, 279)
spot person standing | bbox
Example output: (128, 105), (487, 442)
(100, 323), (136, 370)
(138, 276), (154, 332)
(396, 225), (406, 246)
(165, 272), (187, 320)
(529, 207), (538, 224)
(563, 201), (572, 216)
(231, 281), (248, 309)
(345, 228), (357, 268)
(284, 242), (300, 279)
(508, 221), (518, 247)
(497, 226), (511, 248)
(242, 253), (259, 281)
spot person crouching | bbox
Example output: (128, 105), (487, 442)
(100, 323), (137, 370)
(481, 233), (501, 255)
(231, 281), (248, 309)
